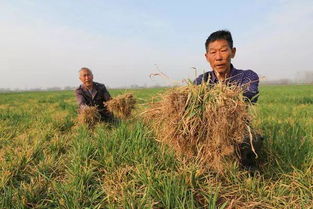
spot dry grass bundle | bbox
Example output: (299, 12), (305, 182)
(143, 82), (253, 172)
(106, 93), (136, 119)
(77, 106), (100, 127)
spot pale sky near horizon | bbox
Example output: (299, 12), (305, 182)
(1, 0), (312, 89)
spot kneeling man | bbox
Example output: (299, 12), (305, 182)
(75, 67), (112, 121)
(194, 30), (263, 171)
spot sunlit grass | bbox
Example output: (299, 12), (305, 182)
(0, 85), (312, 208)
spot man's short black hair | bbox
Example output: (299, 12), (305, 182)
(205, 30), (233, 52)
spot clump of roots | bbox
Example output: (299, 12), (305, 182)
(77, 106), (101, 127)
(143, 81), (253, 172)
(107, 93), (136, 119)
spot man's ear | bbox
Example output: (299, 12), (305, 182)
(204, 52), (209, 62)
(231, 47), (236, 58)
(79, 76), (83, 82)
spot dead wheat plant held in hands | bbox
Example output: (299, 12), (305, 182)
(143, 81), (254, 172)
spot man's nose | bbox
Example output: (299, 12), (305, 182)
(215, 51), (222, 60)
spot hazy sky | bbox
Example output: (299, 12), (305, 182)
(1, 0), (312, 89)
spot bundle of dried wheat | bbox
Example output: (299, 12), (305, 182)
(77, 106), (101, 127)
(106, 93), (136, 119)
(143, 82), (253, 172)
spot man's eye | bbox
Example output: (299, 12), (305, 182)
(210, 51), (216, 54)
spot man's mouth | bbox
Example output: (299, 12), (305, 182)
(215, 64), (225, 68)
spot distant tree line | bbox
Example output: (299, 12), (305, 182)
(1, 72), (312, 93)
(0, 84), (169, 93)
(260, 71), (313, 85)
(0, 86), (75, 93)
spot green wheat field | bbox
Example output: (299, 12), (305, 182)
(0, 85), (312, 208)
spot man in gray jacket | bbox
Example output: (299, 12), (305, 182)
(75, 67), (112, 121)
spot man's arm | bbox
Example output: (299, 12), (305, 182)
(102, 85), (112, 102)
(103, 85), (111, 102)
(242, 70), (259, 103)
(75, 89), (88, 107)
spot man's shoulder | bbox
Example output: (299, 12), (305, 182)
(93, 82), (106, 88)
(233, 67), (258, 75)
(75, 85), (83, 92)
(242, 69), (259, 81)
(233, 68), (259, 80)
(93, 82), (109, 92)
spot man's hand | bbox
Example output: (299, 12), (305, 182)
(103, 102), (107, 107)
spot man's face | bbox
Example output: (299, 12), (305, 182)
(205, 39), (236, 75)
(79, 69), (93, 87)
